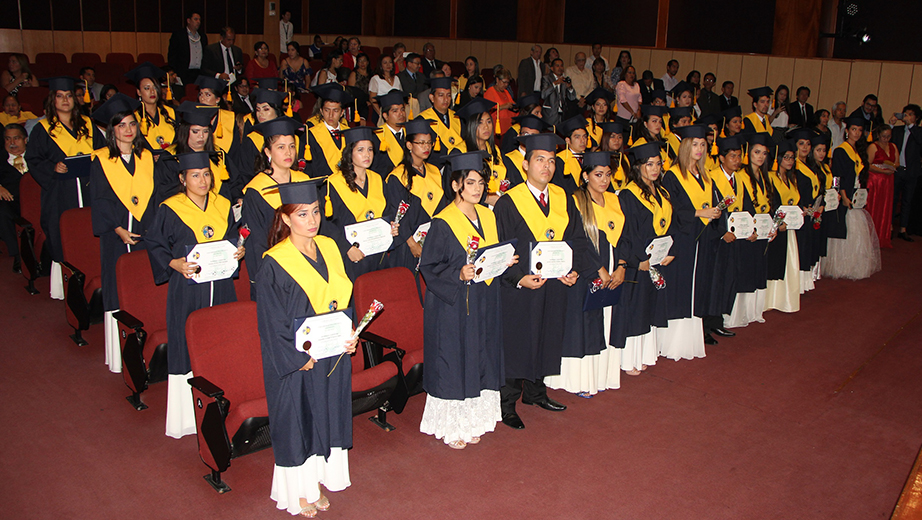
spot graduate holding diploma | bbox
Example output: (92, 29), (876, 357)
(256, 179), (357, 517)
(146, 151), (243, 439)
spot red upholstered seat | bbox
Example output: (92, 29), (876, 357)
(105, 53), (135, 71)
(137, 53), (166, 67)
(16, 87), (48, 117)
(448, 61), (464, 78)
(71, 52), (101, 69)
(93, 63), (126, 86)
(16, 173), (46, 294)
(59, 207), (103, 346)
(361, 46), (381, 69)
(35, 53), (67, 69)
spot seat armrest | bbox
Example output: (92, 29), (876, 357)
(112, 310), (144, 331)
(189, 376), (224, 398)
(61, 261), (81, 276)
(359, 331), (396, 349)
(14, 216), (32, 228)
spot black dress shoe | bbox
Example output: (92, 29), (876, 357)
(501, 412), (525, 429)
(898, 232), (915, 242)
(522, 397), (567, 412)
(12, 256), (21, 274)
(704, 333), (718, 345)
(712, 327), (736, 337)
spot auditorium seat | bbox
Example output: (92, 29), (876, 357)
(240, 53), (250, 70)
(481, 68), (494, 88)
(71, 52), (101, 69)
(113, 250), (168, 411)
(0, 53), (16, 68)
(448, 61), (464, 78)
(136, 53), (166, 67)
(93, 63), (125, 86)
(382, 47), (394, 60)
(59, 207), (103, 346)
(298, 93), (316, 121)
(105, 53), (135, 71)
(352, 329), (400, 431)
(14, 173), (47, 295)
(34, 52), (67, 70)
(116, 82), (138, 97)
(17, 87), (48, 117)
(186, 301), (270, 493)
(184, 83), (199, 101)
(361, 46), (381, 69)
(309, 59), (322, 74)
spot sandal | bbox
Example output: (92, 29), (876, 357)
(314, 494), (330, 512)
(576, 391), (593, 398)
(448, 440), (467, 450)
(298, 504), (318, 518)
(625, 369), (642, 376)
(641, 364), (649, 371)
(468, 437), (481, 445)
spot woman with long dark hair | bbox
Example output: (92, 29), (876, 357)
(806, 133), (833, 260)
(789, 128), (822, 292)
(599, 121), (629, 190)
(457, 56), (480, 92)
(125, 62), (176, 154)
(458, 97), (506, 205)
(632, 105), (671, 169)
(280, 41), (313, 93)
(193, 75), (238, 155)
(866, 124), (897, 249)
(585, 88), (614, 149)
(764, 140), (801, 312)
(246, 41), (279, 81)
(2, 54), (38, 96)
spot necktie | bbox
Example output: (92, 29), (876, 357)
(574, 154), (583, 165)
(331, 129), (341, 146)
(225, 47), (234, 74)
(802, 105), (807, 123)
(539, 192), (547, 208)
(396, 130), (405, 147)
(13, 155), (24, 173)
(729, 175), (735, 190)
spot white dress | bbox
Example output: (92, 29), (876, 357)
(271, 449), (351, 515)
(764, 229), (801, 313)
(419, 389), (501, 444)
(657, 242), (706, 362)
(822, 208), (881, 279)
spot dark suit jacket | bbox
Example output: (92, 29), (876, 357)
(892, 124), (922, 176)
(697, 89), (722, 118)
(232, 92), (254, 115)
(517, 57), (543, 99)
(397, 69), (427, 98)
(167, 28), (208, 84)
(788, 102), (815, 128)
(719, 95), (739, 111)
(540, 74), (577, 126)
(201, 42), (244, 78)
(639, 79), (665, 105)
(421, 58), (445, 77)
(848, 107), (885, 128)
(0, 151), (23, 214)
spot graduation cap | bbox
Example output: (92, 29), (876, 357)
(642, 105), (667, 118)
(787, 128), (817, 142)
(777, 139), (797, 156)
(194, 75), (228, 93)
(696, 113), (721, 128)
(716, 135), (745, 155)
(582, 151), (611, 168)
(403, 115), (437, 137)
(175, 151), (214, 171)
(124, 62), (166, 85)
(599, 121), (625, 134)
(376, 89), (408, 111)
(651, 89), (667, 102)
(253, 88), (287, 107)
(341, 126), (376, 145)
(176, 100), (218, 126)
(747, 86), (773, 100)
(44, 76), (76, 92)
(516, 93), (542, 109)
(585, 87), (615, 105)
(267, 178), (326, 205)
(746, 132), (774, 149)
(810, 133), (830, 147)
(513, 114), (550, 132)
(254, 77), (280, 90)
(91, 92), (142, 124)
(312, 83), (353, 106)
(669, 106), (693, 121)
(556, 116), (588, 138)
(674, 125), (710, 140)
(629, 141), (665, 162)
(447, 149), (489, 172)
(455, 97), (497, 120)
(669, 81), (695, 98)
(253, 116), (302, 138)
(429, 77), (454, 92)
(518, 133), (565, 153)
(722, 106), (743, 120)
(844, 116), (869, 129)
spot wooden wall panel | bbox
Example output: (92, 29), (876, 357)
(878, 63), (914, 116)
(438, 39), (456, 63)
(454, 40), (472, 63)
(816, 60), (851, 116)
(739, 55), (769, 100)
(671, 50), (696, 75)
(628, 48), (652, 75)
(54, 32), (85, 56)
(483, 41), (503, 68)
(846, 61), (882, 114)
(766, 57), (796, 92)
(648, 49), (673, 76)
(469, 40), (487, 69)
(694, 52), (719, 77)
(161, 33), (172, 58)
(910, 66), (922, 111)
(136, 33), (163, 57)
(501, 42), (520, 72)
(556, 45), (575, 67)
(792, 59), (824, 108)
(0, 30), (24, 53)
(716, 53), (743, 95)
(83, 32), (112, 57)
(111, 33), (138, 57)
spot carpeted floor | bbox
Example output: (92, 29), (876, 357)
(1, 241), (920, 519)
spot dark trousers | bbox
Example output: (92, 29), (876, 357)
(894, 167), (919, 231)
(703, 315), (724, 333)
(500, 378), (548, 414)
(0, 200), (19, 257)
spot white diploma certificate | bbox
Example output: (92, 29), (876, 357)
(344, 218), (394, 256)
(472, 240), (517, 283)
(529, 241), (572, 279)
(185, 240), (239, 284)
(293, 311), (354, 361)
(753, 214), (774, 240)
(779, 205), (804, 230)
(413, 222), (431, 243)
(728, 212), (756, 240)
(851, 188), (868, 209)
(644, 235), (674, 266)
(824, 189), (839, 212)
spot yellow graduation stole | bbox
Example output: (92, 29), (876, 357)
(95, 148), (155, 222)
(586, 117), (603, 148)
(668, 164), (714, 224)
(264, 235), (353, 313)
(770, 170), (800, 206)
(739, 169), (771, 214)
(421, 107), (467, 153)
(557, 148), (582, 183)
(162, 192), (231, 243)
(705, 154), (718, 173)
(486, 151), (508, 194)
(508, 123), (521, 135)
(504, 148), (526, 186)
(819, 163), (833, 189)
(574, 191), (625, 248)
(40, 117), (95, 156)
(244, 169), (311, 209)
(744, 112), (773, 135)
(212, 109), (237, 154)
(137, 106), (175, 151)
(708, 165), (744, 212)
(505, 182), (569, 241)
(624, 181), (672, 236)
(246, 131), (302, 161)
(434, 202), (499, 285)
(307, 122), (348, 173)
(795, 159), (821, 199)
(665, 133), (681, 159)
(834, 141), (864, 180)
(387, 163), (443, 217)
(328, 169), (387, 221)
(377, 126), (404, 169)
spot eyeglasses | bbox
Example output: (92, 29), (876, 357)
(411, 141), (433, 147)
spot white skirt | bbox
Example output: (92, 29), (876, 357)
(765, 230), (801, 313)
(657, 317), (706, 362)
(621, 327), (658, 371)
(822, 209), (882, 280)
(546, 305), (621, 393)
(103, 311), (122, 373)
(800, 269), (815, 294)
(50, 261), (65, 300)
(271, 448), (351, 515)
(723, 289), (766, 328)
(419, 389), (500, 444)
(165, 372), (197, 439)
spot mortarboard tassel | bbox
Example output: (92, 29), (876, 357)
(324, 182), (333, 217)
(353, 98), (360, 124)
(495, 105), (502, 135)
(83, 80), (91, 104)
(627, 124), (634, 146)
(454, 89), (461, 106)
(164, 73), (173, 101)
(867, 122), (874, 143)
(286, 92), (294, 118)
(742, 142), (749, 165)
(408, 94), (414, 119)
(710, 130), (719, 157)
(771, 145), (779, 171)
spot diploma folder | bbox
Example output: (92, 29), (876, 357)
(61, 154), (93, 180)
(471, 239), (517, 283)
(583, 283), (623, 311)
(184, 240), (240, 285)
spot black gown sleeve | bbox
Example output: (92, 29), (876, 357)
(417, 218), (464, 306)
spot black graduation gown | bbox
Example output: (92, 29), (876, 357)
(794, 166), (818, 271)
(383, 166), (448, 272)
(152, 151), (234, 207)
(811, 163), (831, 258)
(560, 212), (611, 359)
(735, 181), (767, 293)
(829, 147), (857, 239)
(146, 194), (239, 375)
(325, 177), (393, 281)
(501, 150), (528, 189)
(257, 250), (352, 467)
(661, 169), (712, 320)
(90, 152), (156, 311)
(418, 217), (504, 400)
(704, 176), (738, 317)
(229, 131), (307, 202)
(494, 188), (598, 380)
(552, 157), (580, 195)
(25, 120), (105, 262)
(766, 187), (789, 280)
(499, 127), (519, 156)
(241, 184), (276, 300)
(305, 126), (345, 179)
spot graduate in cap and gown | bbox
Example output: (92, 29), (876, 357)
(421, 77), (467, 161)
(596, 121), (630, 190)
(499, 93), (543, 156)
(193, 75), (240, 158)
(90, 93), (158, 373)
(457, 97), (507, 205)
(632, 105), (672, 170)
(418, 150), (508, 449)
(546, 150), (624, 395)
(806, 133), (833, 259)
(789, 127), (823, 292)
(721, 106), (744, 138)
(494, 133), (599, 430)
(124, 62), (176, 155)
(585, 87), (615, 149)
(384, 116), (447, 272)
(665, 106), (694, 161)
(370, 90), (409, 176)
(553, 116), (590, 195)
(146, 151), (244, 438)
(502, 115), (549, 188)
(764, 140), (802, 313)
(743, 86), (776, 138)
(256, 179), (356, 517)
(25, 76), (106, 299)
(305, 84), (352, 179)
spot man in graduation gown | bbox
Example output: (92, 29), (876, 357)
(371, 90), (409, 175)
(494, 133), (600, 430)
(742, 86), (776, 139)
(502, 115), (549, 188)
(421, 77), (466, 161)
(305, 84), (352, 179)
(552, 116), (589, 195)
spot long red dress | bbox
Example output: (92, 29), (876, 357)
(867, 141), (896, 248)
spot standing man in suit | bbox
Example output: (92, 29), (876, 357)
(890, 104), (922, 241)
(517, 45), (544, 101)
(540, 58), (576, 127)
(0, 123), (27, 273)
(167, 11), (208, 86)
(639, 70), (664, 105)
(696, 72), (721, 118)
(849, 94), (885, 127)
(719, 81), (738, 111)
(202, 27), (243, 82)
(398, 53), (427, 99)
(788, 86), (815, 128)
(420, 43), (443, 77)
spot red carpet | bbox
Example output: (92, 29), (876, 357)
(2, 241), (921, 519)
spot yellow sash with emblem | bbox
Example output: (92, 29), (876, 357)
(387, 163), (443, 217)
(137, 106), (175, 151)
(834, 142), (864, 181)
(486, 150), (508, 194)
(265, 235), (353, 313)
(624, 181), (673, 236)
(819, 163), (833, 189)
(795, 159), (821, 199)
(745, 113), (773, 135)
(770, 170), (800, 206)
(162, 192), (231, 243)
(504, 148), (526, 186)
(244, 169), (311, 209)
(434, 202), (498, 285)
(668, 164), (713, 224)
(557, 148), (582, 184)
(586, 118), (603, 148)
(307, 122), (348, 173)
(739, 169), (771, 214)
(40, 117), (95, 156)
(376, 126), (404, 169)
(212, 109), (236, 154)
(505, 183), (569, 241)
(95, 148), (155, 222)
(708, 166), (744, 212)
(328, 169), (387, 221)
(574, 191), (625, 248)
(422, 107), (466, 153)
(665, 133), (681, 159)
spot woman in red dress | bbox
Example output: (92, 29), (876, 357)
(866, 124), (898, 248)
